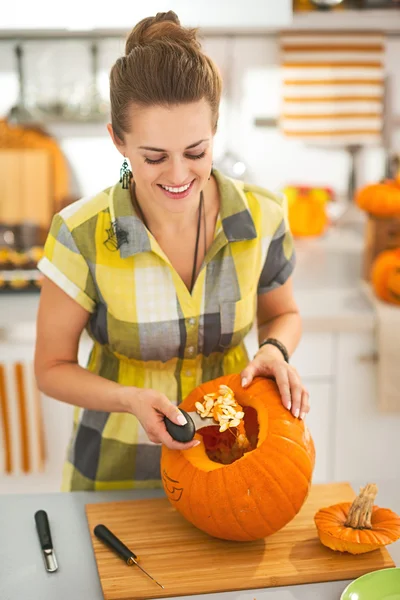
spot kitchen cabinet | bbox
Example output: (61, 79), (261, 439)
(0, 319), (88, 493)
(290, 334), (336, 484)
(0, 1), (292, 32)
(290, 332), (335, 380)
(292, 330), (400, 485)
(302, 381), (333, 484)
(334, 331), (400, 483)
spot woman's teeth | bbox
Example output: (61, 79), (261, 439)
(161, 182), (191, 193)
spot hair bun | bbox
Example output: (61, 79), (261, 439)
(125, 11), (200, 55)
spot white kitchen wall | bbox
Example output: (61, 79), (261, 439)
(1, 34), (400, 201)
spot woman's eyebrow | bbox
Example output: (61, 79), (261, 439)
(138, 139), (209, 152)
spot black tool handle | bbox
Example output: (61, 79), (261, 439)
(94, 524), (137, 563)
(34, 510), (53, 550)
(164, 409), (195, 443)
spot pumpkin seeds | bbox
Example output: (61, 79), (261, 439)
(194, 383), (246, 433)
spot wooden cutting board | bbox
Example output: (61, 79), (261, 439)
(85, 482), (395, 600)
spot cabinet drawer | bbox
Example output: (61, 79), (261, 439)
(304, 380), (333, 484)
(291, 333), (334, 379)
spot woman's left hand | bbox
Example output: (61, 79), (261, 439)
(240, 345), (310, 420)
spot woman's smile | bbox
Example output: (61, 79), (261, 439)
(158, 179), (195, 199)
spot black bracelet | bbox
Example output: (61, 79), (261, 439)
(258, 338), (290, 363)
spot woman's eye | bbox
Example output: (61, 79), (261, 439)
(186, 151), (206, 160)
(144, 156), (166, 165)
(144, 151), (206, 165)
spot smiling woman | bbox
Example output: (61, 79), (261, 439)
(34, 10), (307, 493)
(108, 100), (215, 225)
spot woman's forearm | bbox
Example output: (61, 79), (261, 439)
(257, 311), (302, 358)
(35, 361), (133, 413)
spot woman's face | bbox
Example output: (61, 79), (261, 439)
(109, 99), (214, 214)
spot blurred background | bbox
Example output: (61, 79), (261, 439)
(1, 0), (400, 494)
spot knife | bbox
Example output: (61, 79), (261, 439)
(94, 524), (164, 589)
(164, 409), (217, 443)
(34, 510), (58, 573)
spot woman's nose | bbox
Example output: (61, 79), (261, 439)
(166, 157), (190, 185)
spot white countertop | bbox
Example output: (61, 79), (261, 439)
(0, 479), (399, 600)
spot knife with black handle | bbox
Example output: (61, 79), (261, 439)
(34, 510), (58, 572)
(94, 524), (164, 588)
(164, 409), (216, 443)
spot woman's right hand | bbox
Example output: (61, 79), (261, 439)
(125, 387), (200, 451)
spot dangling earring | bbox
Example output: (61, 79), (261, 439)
(208, 162), (214, 180)
(120, 157), (133, 189)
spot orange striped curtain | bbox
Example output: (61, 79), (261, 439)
(0, 361), (46, 474)
(279, 32), (385, 144)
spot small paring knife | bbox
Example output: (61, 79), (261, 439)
(34, 510), (58, 573)
(94, 524), (164, 589)
(164, 409), (217, 443)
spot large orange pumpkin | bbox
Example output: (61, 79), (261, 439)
(356, 176), (400, 217)
(371, 248), (400, 305)
(160, 374), (315, 541)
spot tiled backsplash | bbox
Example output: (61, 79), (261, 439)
(1, 35), (400, 199)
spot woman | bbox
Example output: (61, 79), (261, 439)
(34, 11), (309, 492)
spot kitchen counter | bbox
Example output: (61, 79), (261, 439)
(291, 213), (375, 333)
(1, 480), (399, 600)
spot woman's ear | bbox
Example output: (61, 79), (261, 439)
(107, 123), (125, 154)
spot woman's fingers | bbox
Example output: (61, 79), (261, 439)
(299, 389), (310, 421)
(156, 428), (200, 451)
(287, 367), (303, 418)
(133, 389), (200, 449)
(154, 394), (188, 426)
(149, 393), (200, 449)
(271, 362), (292, 411)
(272, 364), (310, 419)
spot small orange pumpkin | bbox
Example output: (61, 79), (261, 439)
(285, 187), (329, 237)
(160, 374), (315, 542)
(314, 483), (400, 555)
(356, 175), (400, 217)
(371, 248), (400, 305)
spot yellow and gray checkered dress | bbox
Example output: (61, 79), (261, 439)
(38, 169), (295, 491)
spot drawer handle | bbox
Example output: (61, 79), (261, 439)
(358, 352), (379, 363)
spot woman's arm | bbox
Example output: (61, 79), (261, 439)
(34, 277), (129, 413)
(240, 277), (309, 420)
(256, 277), (302, 357)
(34, 277), (197, 450)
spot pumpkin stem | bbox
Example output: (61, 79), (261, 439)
(344, 483), (378, 529)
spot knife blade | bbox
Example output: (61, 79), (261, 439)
(164, 409), (217, 443)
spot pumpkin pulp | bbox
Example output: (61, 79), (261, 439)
(197, 406), (259, 465)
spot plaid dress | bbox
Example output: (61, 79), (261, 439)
(38, 169), (295, 491)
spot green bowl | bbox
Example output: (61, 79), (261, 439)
(341, 568), (400, 600)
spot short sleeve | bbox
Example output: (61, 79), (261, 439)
(257, 194), (296, 295)
(37, 213), (97, 313)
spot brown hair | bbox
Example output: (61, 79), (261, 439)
(109, 11), (222, 141)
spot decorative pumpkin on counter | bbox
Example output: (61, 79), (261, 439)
(371, 248), (400, 305)
(356, 175), (400, 217)
(160, 374), (315, 542)
(284, 185), (331, 237)
(314, 483), (400, 555)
